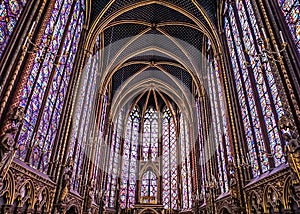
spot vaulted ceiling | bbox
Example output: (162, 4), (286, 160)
(86, 0), (221, 120)
(90, 0), (219, 25)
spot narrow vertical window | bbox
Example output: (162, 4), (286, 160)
(224, 1), (285, 177)
(16, 0), (85, 173)
(278, 0), (300, 53)
(142, 107), (159, 161)
(0, 0), (28, 57)
(120, 106), (140, 209)
(206, 45), (232, 193)
(180, 114), (193, 210)
(162, 106), (178, 210)
(105, 109), (123, 208)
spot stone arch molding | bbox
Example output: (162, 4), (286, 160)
(0, 170), (15, 205)
(109, 69), (196, 126)
(86, 0), (222, 55)
(139, 164), (160, 180)
(33, 186), (50, 211)
(219, 207), (231, 214)
(66, 202), (80, 214)
(247, 191), (264, 213)
(283, 176), (300, 208)
(7, 179), (35, 209)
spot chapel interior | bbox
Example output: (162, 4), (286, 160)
(0, 0), (300, 213)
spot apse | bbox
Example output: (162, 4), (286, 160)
(0, 0), (300, 213)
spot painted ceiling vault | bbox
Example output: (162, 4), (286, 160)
(86, 0), (221, 103)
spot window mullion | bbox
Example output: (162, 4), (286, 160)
(225, 16), (262, 176)
(234, 1), (275, 169)
(243, 0), (284, 164)
(18, 0), (68, 162)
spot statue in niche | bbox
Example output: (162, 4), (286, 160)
(283, 132), (300, 182)
(86, 180), (95, 213)
(59, 157), (74, 202)
(279, 116), (300, 183)
(0, 106), (25, 182)
(229, 173), (238, 200)
(227, 160), (240, 206)
(0, 126), (18, 182)
(11, 106), (25, 127)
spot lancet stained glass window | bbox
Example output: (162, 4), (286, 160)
(142, 107), (158, 161)
(141, 171), (158, 202)
(0, 0), (28, 58)
(206, 48), (232, 193)
(72, 54), (99, 192)
(105, 103), (193, 211)
(278, 0), (300, 53)
(120, 106), (140, 209)
(162, 106), (178, 210)
(105, 109), (123, 208)
(16, 0), (85, 174)
(196, 98), (207, 201)
(224, 1), (285, 177)
(93, 86), (109, 190)
(70, 35), (101, 187)
(179, 114), (192, 210)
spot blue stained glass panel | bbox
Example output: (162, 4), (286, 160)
(224, 0), (286, 178)
(0, 0), (28, 57)
(278, 0), (300, 53)
(162, 107), (178, 210)
(17, 0), (85, 173)
(120, 107), (140, 209)
(225, 11), (262, 176)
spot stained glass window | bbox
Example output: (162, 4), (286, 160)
(140, 171), (158, 203)
(105, 109), (123, 208)
(278, 0), (300, 53)
(142, 107), (158, 161)
(72, 54), (99, 192)
(119, 106), (140, 209)
(224, 1), (285, 177)
(103, 100), (195, 211)
(162, 106), (179, 210)
(0, 0), (28, 58)
(93, 86), (109, 190)
(16, 0), (85, 174)
(206, 49), (232, 193)
(179, 114), (192, 210)
(196, 98), (207, 201)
